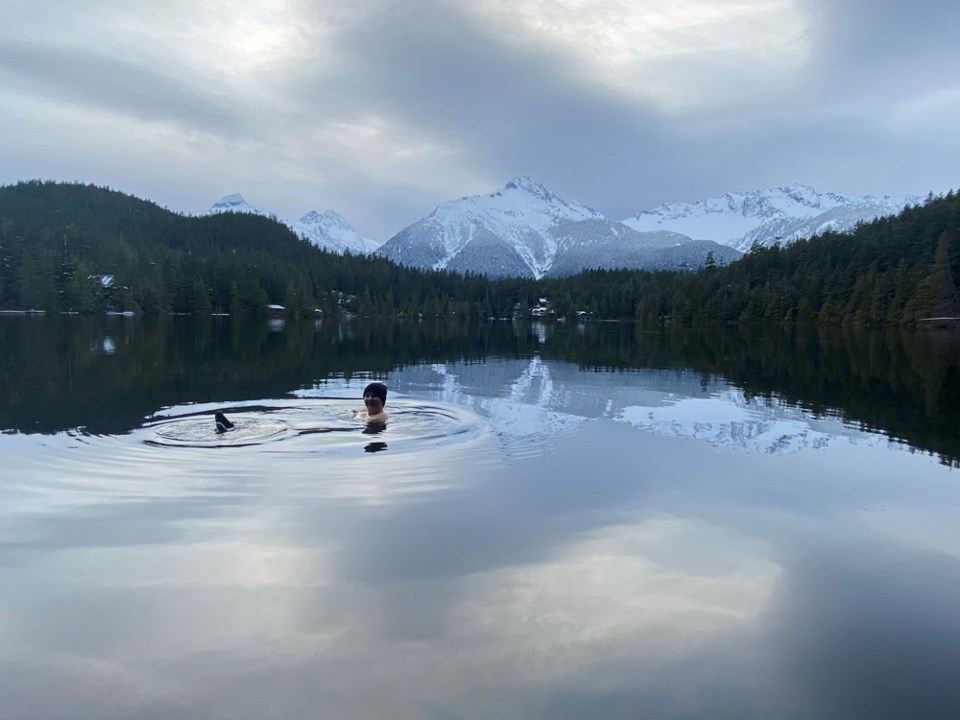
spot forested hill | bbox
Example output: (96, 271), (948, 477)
(623, 188), (960, 325)
(0, 180), (958, 325)
(0, 180), (495, 317)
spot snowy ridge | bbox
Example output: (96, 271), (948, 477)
(205, 195), (380, 255)
(547, 220), (740, 277)
(377, 177), (739, 278)
(623, 183), (920, 251)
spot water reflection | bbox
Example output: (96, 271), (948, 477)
(615, 390), (893, 455)
(388, 358), (903, 459)
(3, 414), (959, 719)
(3, 316), (960, 719)
(1, 316), (958, 465)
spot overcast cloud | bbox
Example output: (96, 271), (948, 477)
(1, 0), (958, 240)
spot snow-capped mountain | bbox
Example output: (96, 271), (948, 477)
(205, 195), (380, 255)
(208, 193), (263, 215)
(377, 176), (602, 278)
(377, 177), (739, 278)
(623, 184), (920, 253)
(290, 210), (381, 255)
(206, 181), (919, 273)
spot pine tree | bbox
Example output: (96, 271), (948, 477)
(194, 276), (213, 316)
(904, 231), (958, 321)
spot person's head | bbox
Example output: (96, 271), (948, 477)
(363, 382), (388, 415)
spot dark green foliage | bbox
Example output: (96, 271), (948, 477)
(542, 190), (960, 327)
(1, 180), (958, 325)
(0, 181), (496, 318)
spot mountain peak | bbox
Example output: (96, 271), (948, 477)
(299, 209), (348, 226)
(292, 210), (380, 254)
(776, 183), (822, 208)
(210, 193), (253, 211)
(503, 176), (554, 199)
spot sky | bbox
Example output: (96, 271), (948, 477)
(2, 0), (958, 241)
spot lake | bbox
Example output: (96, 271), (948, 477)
(2, 315), (960, 720)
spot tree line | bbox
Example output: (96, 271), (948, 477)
(1, 180), (957, 324)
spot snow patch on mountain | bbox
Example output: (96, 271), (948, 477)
(205, 194), (380, 255)
(623, 184), (920, 252)
(546, 220), (740, 277)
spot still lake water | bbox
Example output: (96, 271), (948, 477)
(2, 316), (960, 719)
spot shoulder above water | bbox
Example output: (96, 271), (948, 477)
(356, 410), (389, 423)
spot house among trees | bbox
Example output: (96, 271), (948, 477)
(89, 274), (115, 289)
(530, 298), (553, 318)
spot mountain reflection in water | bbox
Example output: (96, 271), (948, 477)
(1, 317), (960, 719)
(1, 316), (957, 464)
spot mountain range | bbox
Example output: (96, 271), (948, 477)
(206, 194), (380, 255)
(623, 184), (920, 253)
(207, 180), (920, 279)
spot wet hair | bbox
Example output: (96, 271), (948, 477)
(363, 382), (387, 405)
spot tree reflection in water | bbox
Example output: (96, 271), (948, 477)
(0, 316), (957, 465)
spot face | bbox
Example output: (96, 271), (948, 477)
(363, 392), (384, 415)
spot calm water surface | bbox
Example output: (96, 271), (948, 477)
(2, 316), (960, 720)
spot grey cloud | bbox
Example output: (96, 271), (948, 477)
(1, 0), (958, 235)
(0, 41), (252, 137)
(804, 0), (960, 69)
(284, 0), (958, 230)
(307, 2), (594, 137)
(783, 0), (960, 128)
(294, 1), (687, 217)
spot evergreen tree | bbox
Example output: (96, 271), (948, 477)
(905, 231), (958, 321)
(193, 276), (213, 316)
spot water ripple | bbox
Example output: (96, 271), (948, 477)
(140, 398), (483, 457)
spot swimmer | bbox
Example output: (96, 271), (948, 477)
(356, 382), (389, 423)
